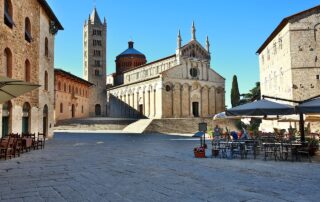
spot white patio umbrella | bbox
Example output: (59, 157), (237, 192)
(0, 76), (40, 104)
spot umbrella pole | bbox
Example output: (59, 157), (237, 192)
(299, 113), (305, 142)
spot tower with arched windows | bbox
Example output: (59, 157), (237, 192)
(83, 7), (107, 116)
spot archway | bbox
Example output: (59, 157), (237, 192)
(43, 105), (48, 137)
(95, 104), (101, 116)
(22, 102), (31, 134)
(2, 101), (12, 137)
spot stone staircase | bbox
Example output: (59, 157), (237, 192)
(54, 117), (137, 131)
(122, 119), (154, 133)
(144, 118), (213, 134)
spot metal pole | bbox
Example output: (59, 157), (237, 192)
(299, 113), (305, 142)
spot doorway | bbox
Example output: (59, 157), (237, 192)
(71, 104), (75, 118)
(2, 101), (11, 137)
(95, 104), (101, 116)
(138, 104), (143, 118)
(22, 102), (31, 134)
(192, 102), (199, 117)
(43, 105), (48, 137)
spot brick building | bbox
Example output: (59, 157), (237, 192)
(257, 5), (320, 131)
(0, 0), (63, 138)
(54, 69), (93, 122)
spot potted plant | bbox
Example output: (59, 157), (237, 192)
(194, 146), (206, 158)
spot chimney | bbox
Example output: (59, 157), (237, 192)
(128, 41), (134, 49)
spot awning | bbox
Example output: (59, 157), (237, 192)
(0, 76), (40, 104)
(226, 99), (295, 116)
(297, 97), (320, 114)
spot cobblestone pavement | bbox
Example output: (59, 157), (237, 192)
(0, 132), (320, 202)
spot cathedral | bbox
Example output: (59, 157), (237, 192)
(83, 8), (225, 119)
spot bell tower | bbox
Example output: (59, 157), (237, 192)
(83, 7), (107, 116)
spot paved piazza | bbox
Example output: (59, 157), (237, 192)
(0, 133), (319, 202)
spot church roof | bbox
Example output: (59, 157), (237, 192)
(118, 48), (144, 56)
(90, 7), (102, 25)
(117, 41), (146, 58)
(256, 5), (320, 54)
(123, 54), (175, 73)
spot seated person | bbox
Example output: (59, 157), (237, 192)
(231, 131), (238, 140)
(213, 125), (221, 142)
(240, 127), (250, 140)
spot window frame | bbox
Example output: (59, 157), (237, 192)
(25, 17), (32, 43)
(4, 0), (14, 28)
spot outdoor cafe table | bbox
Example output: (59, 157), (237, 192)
(218, 141), (246, 159)
(262, 142), (302, 161)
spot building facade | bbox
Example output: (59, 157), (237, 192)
(257, 5), (320, 131)
(83, 8), (107, 117)
(108, 23), (225, 118)
(54, 69), (93, 122)
(0, 0), (63, 138)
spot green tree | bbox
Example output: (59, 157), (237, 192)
(231, 75), (240, 107)
(239, 82), (261, 104)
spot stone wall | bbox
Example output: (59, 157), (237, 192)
(0, 0), (49, 137)
(289, 11), (320, 101)
(38, 7), (55, 138)
(258, 8), (320, 132)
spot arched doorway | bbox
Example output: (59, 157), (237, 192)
(43, 105), (48, 137)
(22, 102), (31, 134)
(2, 101), (12, 137)
(95, 104), (101, 116)
(71, 104), (75, 118)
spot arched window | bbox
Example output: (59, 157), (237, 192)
(44, 71), (48, 91)
(60, 103), (63, 113)
(69, 85), (71, 93)
(64, 83), (66, 92)
(95, 69), (99, 76)
(3, 48), (12, 78)
(58, 81), (61, 91)
(25, 17), (32, 43)
(45, 37), (48, 57)
(25, 60), (30, 82)
(4, 0), (13, 28)
(81, 105), (84, 113)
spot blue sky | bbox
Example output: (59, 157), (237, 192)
(47, 0), (319, 107)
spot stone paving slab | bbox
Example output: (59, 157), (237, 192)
(0, 132), (319, 202)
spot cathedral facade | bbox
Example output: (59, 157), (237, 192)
(107, 23), (225, 118)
